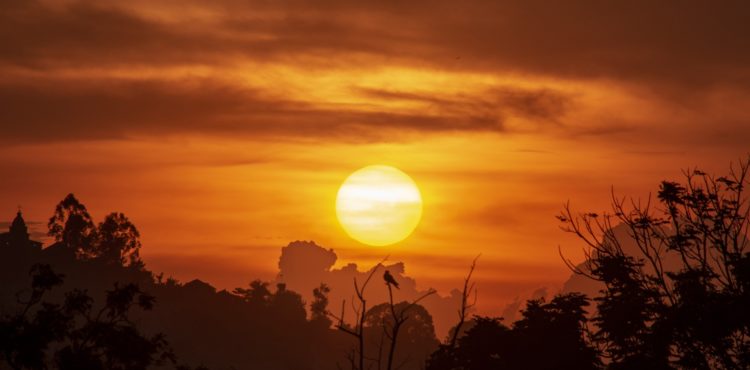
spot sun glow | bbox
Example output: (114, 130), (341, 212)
(336, 165), (423, 246)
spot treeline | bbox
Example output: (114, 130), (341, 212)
(0, 194), (431, 369)
(2, 158), (750, 369)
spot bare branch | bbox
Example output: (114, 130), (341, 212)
(448, 254), (480, 349)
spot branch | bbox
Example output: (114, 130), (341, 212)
(448, 254), (480, 348)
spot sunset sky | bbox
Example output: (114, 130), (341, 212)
(2, 0), (750, 316)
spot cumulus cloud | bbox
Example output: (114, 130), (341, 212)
(275, 241), (465, 339)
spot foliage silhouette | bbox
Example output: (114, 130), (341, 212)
(311, 283), (332, 328)
(426, 293), (600, 370)
(95, 212), (142, 266)
(3, 195), (352, 370)
(0, 264), (180, 370)
(47, 193), (96, 258)
(560, 157), (750, 369)
(46, 194), (143, 267)
(365, 300), (438, 370)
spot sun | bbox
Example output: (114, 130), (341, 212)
(336, 165), (423, 246)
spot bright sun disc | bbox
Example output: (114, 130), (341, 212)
(336, 165), (423, 246)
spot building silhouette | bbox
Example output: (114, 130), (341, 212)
(0, 210), (42, 252)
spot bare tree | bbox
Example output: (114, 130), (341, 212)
(448, 255), (479, 349)
(383, 283), (436, 370)
(328, 257), (388, 370)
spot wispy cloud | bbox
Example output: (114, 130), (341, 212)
(3, 1), (748, 87)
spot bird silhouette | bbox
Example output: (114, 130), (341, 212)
(383, 270), (399, 289)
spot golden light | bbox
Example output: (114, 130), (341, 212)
(336, 165), (423, 246)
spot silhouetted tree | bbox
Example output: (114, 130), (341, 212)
(233, 279), (272, 305)
(365, 300), (439, 370)
(47, 194), (95, 257)
(94, 212), (142, 266)
(0, 264), (178, 370)
(269, 283), (307, 324)
(310, 283), (332, 328)
(513, 293), (600, 370)
(447, 255), (478, 349)
(427, 257), (479, 370)
(0, 264), (66, 370)
(428, 315), (513, 370)
(427, 293), (600, 370)
(54, 284), (171, 370)
(590, 254), (671, 369)
(381, 282), (436, 370)
(327, 257), (387, 370)
(560, 158), (750, 368)
(3, 199), (371, 369)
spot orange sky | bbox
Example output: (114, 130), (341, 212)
(1, 0), (750, 316)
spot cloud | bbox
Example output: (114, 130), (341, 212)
(359, 86), (571, 123)
(275, 240), (465, 339)
(2, 0), (748, 88)
(2, 0), (748, 145)
(0, 1), (226, 69)
(0, 77), (577, 143)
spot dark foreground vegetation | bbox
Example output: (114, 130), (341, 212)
(2, 158), (750, 369)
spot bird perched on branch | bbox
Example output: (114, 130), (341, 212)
(383, 270), (399, 289)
